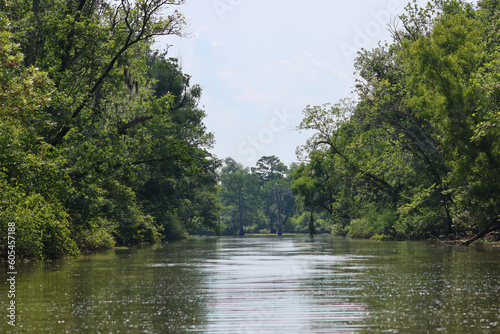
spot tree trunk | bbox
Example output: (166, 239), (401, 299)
(25, 0), (41, 66)
(269, 214), (276, 234)
(277, 208), (283, 236)
(462, 220), (500, 246)
(238, 205), (245, 236)
(274, 189), (283, 236)
(309, 212), (315, 238)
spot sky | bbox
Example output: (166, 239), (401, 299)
(155, 0), (430, 167)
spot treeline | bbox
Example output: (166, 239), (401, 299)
(219, 0), (499, 242)
(293, 0), (500, 242)
(217, 156), (331, 236)
(2, 0), (500, 259)
(0, 0), (221, 259)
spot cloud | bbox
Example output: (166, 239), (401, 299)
(212, 40), (226, 56)
(218, 70), (252, 94)
(161, 0), (430, 165)
(218, 70), (268, 104)
(191, 26), (210, 38)
(312, 58), (354, 82)
(278, 52), (352, 83)
(279, 52), (314, 73)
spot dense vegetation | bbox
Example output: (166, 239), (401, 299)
(292, 0), (500, 243)
(2, 0), (499, 259)
(219, 0), (500, 243)
(0, 0), (220, 259)
(217, 156), (332, 236)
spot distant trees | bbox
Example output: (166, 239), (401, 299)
(218, 158), (261, 235)
(252, 156), (295, 235)
(218, 156), (297, 235)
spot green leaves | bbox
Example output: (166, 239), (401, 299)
(217, 156), (297, 236)
(0, 0), (221, 257)
(294, 0), (500, 241)
(0, 22), (53, 121)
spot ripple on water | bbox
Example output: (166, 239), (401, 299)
(3, 236), (500, 334)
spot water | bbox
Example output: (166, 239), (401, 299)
(1, 236), (499, 333)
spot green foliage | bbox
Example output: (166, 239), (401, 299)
(252, 156), (295, 235)
(346, 207), (397, 238)
(217, 156), (298, 236)
(370, 234), (395, 242)
(218, 158), (262, 235)
(0, 184), (78, 259)
(294, 0), (500, 243)
(0, 28), (78, 258)
(76, 218), (116, 253)
(1, 1), (220, 258)
(288, 211), (330, 234)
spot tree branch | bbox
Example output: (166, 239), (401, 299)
(118, 115), (154, 135)
(462, 219), (500, 246)
(51, 0), (185, 145)
(315, 139), (399, 196)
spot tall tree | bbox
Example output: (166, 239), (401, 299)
(219, 158), (261, 235)
(1, 1), (222, 257)
(253, 156), (295, 235)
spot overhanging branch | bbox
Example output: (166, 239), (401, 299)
(462, 219), (500, 246)
(118, 115), (154, 135)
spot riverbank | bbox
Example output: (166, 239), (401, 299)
(3, 229), (499, 264)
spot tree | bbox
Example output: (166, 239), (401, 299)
(253, 156), (295, 235)
(1, 1), (222, 257)
(397, 0), (500, 240)
(136, 53), (221, 239)
(3, 0), (187, 145)
(0, 17), (78, 258)
(293, 0), (500, 243)
(219, 158), (261, 235)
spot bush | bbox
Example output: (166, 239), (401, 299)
(0, 185), (79, 259)
(370, 234), (395, 242)
(346, 207), (397, 239)
(346, 218), (373, 238)
(331, 223), (347, 236)
(75, 217), (116, 252)
(290, 211), (311, 233)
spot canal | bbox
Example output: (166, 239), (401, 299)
(1, 236), (499, 333)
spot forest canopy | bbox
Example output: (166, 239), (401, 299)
(0, 0), (220, 259)
(292, 0), (500, 243)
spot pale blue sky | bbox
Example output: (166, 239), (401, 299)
(156, 0), (431, 167)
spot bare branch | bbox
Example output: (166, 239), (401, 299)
(52, 0), (187, 145)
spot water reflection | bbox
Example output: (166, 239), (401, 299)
(2, 242), (216, 333)
(0, 236), (499, 333)
(199, 237), (370, 333)
(358, 241), (500, 333)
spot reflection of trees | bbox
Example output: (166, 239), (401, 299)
(11, 240), (220, 333)
(359, 242), (500, 333)
(9, 238), (500, 333)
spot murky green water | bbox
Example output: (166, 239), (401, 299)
(1, 236), (499, 333)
